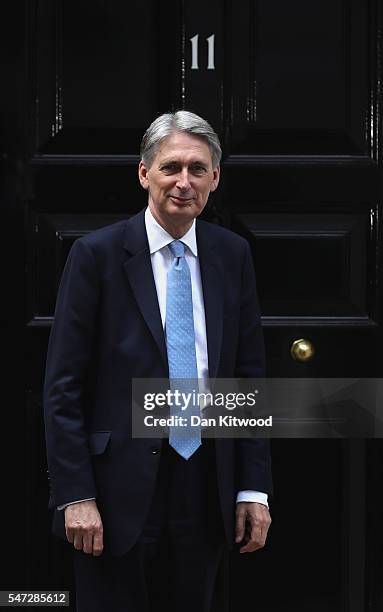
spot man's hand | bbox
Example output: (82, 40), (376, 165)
(64, 500), (103, 556)
(235, 502), (271, 554)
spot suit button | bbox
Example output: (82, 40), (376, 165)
(150, 448), (159, 455)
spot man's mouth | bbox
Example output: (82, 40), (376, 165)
(169, 195), (195, 203)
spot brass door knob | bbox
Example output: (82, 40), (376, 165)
(291, 338), (315, 362)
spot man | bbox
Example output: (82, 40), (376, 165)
(44, 110), (272, 612)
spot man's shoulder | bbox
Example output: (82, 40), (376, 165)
(75, 210), (144, 253)
(197, 219), (249, 252)
(79, 219), (128, 249)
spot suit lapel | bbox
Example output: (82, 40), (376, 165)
(122, 210), (168, 369)
(197, 221), (224, 379)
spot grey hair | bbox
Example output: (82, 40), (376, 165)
(140, 110), (222, 168)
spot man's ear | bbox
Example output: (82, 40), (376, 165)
(210, 165), (221, 192)
(138, 161), (149, 190)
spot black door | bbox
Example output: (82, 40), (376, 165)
(2, 1), (383, 610)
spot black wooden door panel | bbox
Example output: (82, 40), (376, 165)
(239, 212), (369, 317)
(228, 0), (374, 158)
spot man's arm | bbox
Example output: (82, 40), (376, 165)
(234, 241), (273, 552)
(44, 238), (103, 554)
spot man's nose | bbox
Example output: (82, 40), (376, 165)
(175, 169), (191, 190)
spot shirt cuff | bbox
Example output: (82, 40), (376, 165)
(236, 490), (269, 507)
(57, 497), (96, 511)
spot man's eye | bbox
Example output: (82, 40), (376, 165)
(161, 164), (178, 173)
(191, 166), (206, 174)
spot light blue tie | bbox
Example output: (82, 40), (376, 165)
(166, 240), (201, 459)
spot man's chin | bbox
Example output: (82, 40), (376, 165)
(167, 202), (198, 218)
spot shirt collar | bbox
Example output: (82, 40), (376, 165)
(144, 206), (198, 256)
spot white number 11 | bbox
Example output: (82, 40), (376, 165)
(190, 34), (215, 70)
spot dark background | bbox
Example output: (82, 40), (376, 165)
(1, 1), (383, 610)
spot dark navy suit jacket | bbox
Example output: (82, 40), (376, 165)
(44, 209), (272, 556)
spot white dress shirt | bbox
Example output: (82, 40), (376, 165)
(59, 208), (268, 509)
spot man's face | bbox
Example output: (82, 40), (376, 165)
(138, 131), (220, 237)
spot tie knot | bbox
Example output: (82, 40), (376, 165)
(168, 240), (185, 259)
